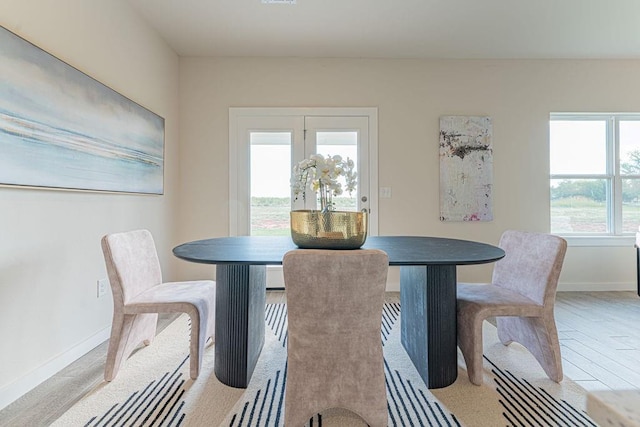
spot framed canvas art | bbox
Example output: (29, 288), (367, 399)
(0, 26), (164, 194)
(439, 116), (493, 221)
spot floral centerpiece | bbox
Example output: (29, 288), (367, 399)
(289, 154), (366, 249)
(291, 154), (357, 213)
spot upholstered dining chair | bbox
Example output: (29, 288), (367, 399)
(282, 249), (389, 427)
(457, 230), (567, 386)
(101, 229), (216, 381)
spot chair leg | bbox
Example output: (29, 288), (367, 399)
(352, 377), (387, 427)
(183, 285), (215, 381)
(284, 368), (387, 427)
(104, 312), (158, 381)
(496, 315), (563, 382)
(284, 397), (316, 427)
(207, 300), (215, 345)
(187, 308), (209, 380)
(457, 312), (486, 386)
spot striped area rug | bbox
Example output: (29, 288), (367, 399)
(53, 304), (595, 426)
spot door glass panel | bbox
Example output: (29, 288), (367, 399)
(250, 132), (291, 236)
(316, 131), (358, 211)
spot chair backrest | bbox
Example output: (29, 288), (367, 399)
(282, 249), (389, 381)
(283, 248), (389, 353)
(492, 230), (567, 306)
(101, 229), (162, 306)
(283, 248), (389, 425)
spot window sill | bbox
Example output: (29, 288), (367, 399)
(560, 235), (635, 247)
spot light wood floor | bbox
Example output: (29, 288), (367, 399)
(1, 291), (638, 426)
(555, 291), (640, 392)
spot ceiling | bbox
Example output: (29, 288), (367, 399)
(127, 0), (640, 59)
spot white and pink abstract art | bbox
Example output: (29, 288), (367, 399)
(439, 116), (493, 222)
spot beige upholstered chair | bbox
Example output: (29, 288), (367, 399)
(101, 229), (216, 381)
(283, 249), (389, 427)
(457, 230), (567, 385)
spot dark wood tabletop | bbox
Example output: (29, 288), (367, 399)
(173, 235), (505, 266)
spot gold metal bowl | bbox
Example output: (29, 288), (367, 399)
(290, 210), (368, 249)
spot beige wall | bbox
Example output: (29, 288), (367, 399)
(0, 0), (179, 407)
(178, 57), (639, 289)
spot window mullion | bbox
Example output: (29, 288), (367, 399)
(611, 116), (622, 235)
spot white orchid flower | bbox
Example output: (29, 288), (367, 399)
(291, 153), (358, 212)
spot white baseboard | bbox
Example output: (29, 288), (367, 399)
(0, 326), (110, 411)
(386, 280), (635, 293)
(385, 281), (400, 292)
(387, 275), (638, 292)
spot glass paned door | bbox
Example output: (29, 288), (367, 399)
(234, 113), (373, 236)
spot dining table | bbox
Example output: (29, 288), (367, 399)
(173, 235), (505, 389)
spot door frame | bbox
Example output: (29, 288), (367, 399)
(228, 107), (379, 237)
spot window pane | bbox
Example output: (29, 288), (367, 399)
(250, 132), (291, 236)
(622, 178), (640, 233)
(550, 178), (607, 233)
(620, 121), (640, 175)
(316, 131), (358, 210)
(550, 120), (607, 175)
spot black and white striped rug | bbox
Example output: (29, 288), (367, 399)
(53, 304), (595, 426)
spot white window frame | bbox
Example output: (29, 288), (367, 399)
(550, 112), (639, 247)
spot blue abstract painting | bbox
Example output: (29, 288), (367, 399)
(0, 26), (164, 194)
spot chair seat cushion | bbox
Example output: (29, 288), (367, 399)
(457, 282), (544, 319)
(123, 280), (216, 315)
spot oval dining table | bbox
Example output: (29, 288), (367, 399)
(173, 235), (505, 389)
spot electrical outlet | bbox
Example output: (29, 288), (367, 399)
(97, 278), (108, 298)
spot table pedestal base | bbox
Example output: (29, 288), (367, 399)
(214, 264), (266, 388)
(400, 265), (458, 389)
